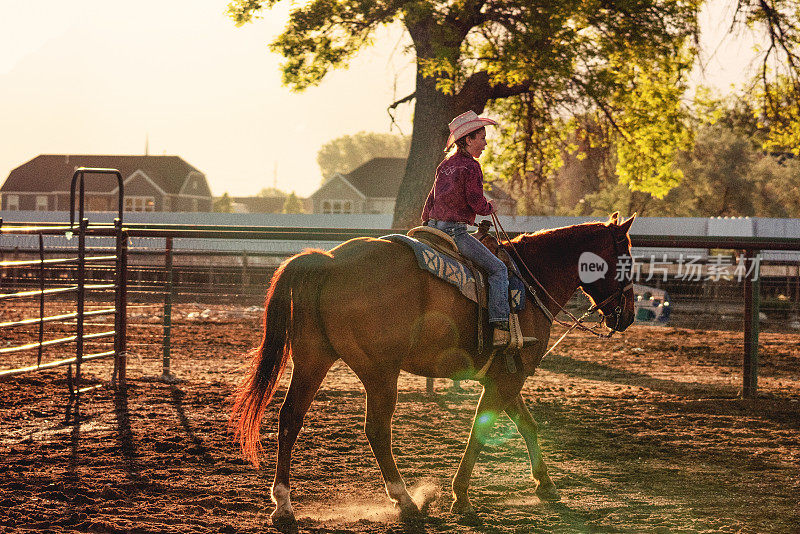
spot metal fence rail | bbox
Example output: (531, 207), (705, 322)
(0, 167), (128, 422)
(0, 351), (116, 379)
(116, 225), (800, 399)
(2, 211), (799, 399)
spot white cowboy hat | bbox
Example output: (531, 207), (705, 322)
(446, 110), (498, 149)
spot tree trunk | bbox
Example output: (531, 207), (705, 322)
(392, 69), (454, 229)
(391, 66), (505, 228)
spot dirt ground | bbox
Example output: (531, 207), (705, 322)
(1, 303), (800, 534)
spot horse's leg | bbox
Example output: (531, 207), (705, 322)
(451, 383), (510, 517)
(362, 372), (419, 519)
(271, 344), (336, 530)
(505, 394), (559, 501)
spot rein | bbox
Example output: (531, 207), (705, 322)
(484, 213), (632, 357)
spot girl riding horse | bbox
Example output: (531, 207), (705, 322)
(422, 110), (512, 349)
(231, 209), (636, 530)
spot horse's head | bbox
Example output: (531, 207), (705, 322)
(579, 212), (637, 332)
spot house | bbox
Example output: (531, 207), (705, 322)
(309, 157), (516, 215)
(1, 155), (212, 212)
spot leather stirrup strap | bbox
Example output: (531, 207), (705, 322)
(473, 350), (495, 380)
(509, 313), (523, 351)
(412, 232), (491, 372)
(470, 266), (485, 358)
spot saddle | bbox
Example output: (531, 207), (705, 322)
(407, 226), (460, 255)
(408, 220), (517, 273)
(405, 223), (535, 377)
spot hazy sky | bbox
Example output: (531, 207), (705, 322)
(0, 0), (758, 198)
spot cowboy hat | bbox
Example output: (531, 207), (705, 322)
(446, 110), (498, 149)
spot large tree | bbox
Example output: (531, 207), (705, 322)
(228, 0), (800, 228)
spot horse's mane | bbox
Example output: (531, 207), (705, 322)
(500, 221), (608, 283)
(509, 221), (606, 255)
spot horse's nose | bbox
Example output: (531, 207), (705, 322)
(607, 308), (635, 331)
(617, 309), (636, 331)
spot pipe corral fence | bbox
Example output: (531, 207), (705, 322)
(2, 173), (800, 401)
(0, 168), (128, 422)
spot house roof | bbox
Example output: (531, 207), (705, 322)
(311, 156), (515, 203)
(343, 157), (407, 198)
(2, 155), (204, 195)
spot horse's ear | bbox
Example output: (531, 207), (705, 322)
(608, 211), (620, 225)
(619, 213), (637, 233)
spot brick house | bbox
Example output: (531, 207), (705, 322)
(1, 155), (212, 212)
(309, 157), (516, 216)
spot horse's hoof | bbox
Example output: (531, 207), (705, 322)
(536, 482), (561, 502)
(451, 505), (480, 525)
(270, 511), (299, 534)
(419, 499), (433, 515)
(450, 497), (471, 513)
(398, 502), (423, 522)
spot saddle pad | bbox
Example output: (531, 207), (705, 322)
(382, 234), (525, 312)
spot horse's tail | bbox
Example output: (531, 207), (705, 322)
(231, 248), (333, 466)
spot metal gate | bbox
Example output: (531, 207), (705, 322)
(0, 168), (128, 420)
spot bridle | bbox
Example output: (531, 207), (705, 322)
(482, 213), (633, 357)
(585, 227), (634, 330)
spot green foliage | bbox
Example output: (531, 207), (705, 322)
(749, 153), (800, 217)
(672, 124), (756, 215)
(419, 56), (457, 94)
(317, 131), (410, 181)
(482, 94), (573, 215)
(226, 0), (276, 26)
(475, 1), (700, 203)
(734, 1), (800, 154)
(213, 192), (234, 213)
(611, 50), (694, 198)
(756, 75), (800, 156)
(282, 192), (305, 213)
(228, 0), (401, 90)
(228, 0), (800, 217)
(577, 122), (800, 217)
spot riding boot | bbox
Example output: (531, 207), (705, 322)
(492, 321), (511, 349)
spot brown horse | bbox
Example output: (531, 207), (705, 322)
(231, 212), (636, 529)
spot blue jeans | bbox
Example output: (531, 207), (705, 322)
(427, 219), (510, 324)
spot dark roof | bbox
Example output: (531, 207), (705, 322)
(343, 157), (407, 197)
(342, 157), (513, 201)
(2, 155), (203, 194)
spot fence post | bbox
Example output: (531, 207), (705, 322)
(38, 233), (45, 368)
(795, 263), (799, 316)
(114, 221), (129, 389)
(74, 217), (88, 418)
(241, 251), (250, 287)
(162, 236), (174, 381)
(742, 249), (761, 398)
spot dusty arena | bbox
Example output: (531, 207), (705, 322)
(2, 304), (799, 533)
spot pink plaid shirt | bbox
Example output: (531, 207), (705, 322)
(421, 151), (493, 225)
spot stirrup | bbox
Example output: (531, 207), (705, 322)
(509, 313), (537, 350)
(492, 327), (511, 349)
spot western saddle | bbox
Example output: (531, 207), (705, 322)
(406, 223), (536, 377)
